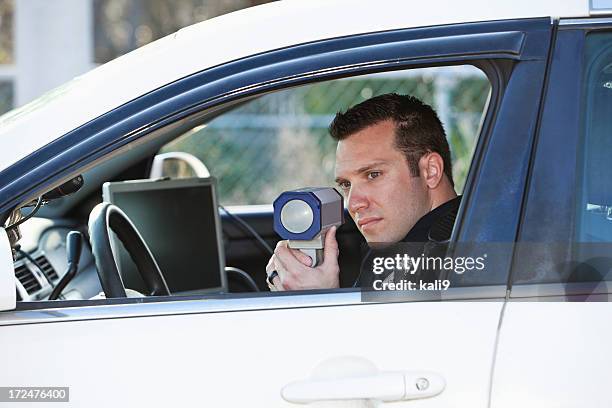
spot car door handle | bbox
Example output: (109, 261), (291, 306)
(281, 357), (445, 404)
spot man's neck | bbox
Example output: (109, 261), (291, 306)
(405, 195), (461, 243)
(429, 189), (457, 213)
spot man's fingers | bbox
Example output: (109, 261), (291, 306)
(266, 258), (284, 291)
(323, 226), (339, 263)
(266, 248), (287, 291)
(276, 245), (308, 272)
(266, 254), (275, 273)
(273, 252), (296, 291)
(275, 240), (288, 250)
(292, 248), (314, 266)
(274, 240), (310, 266)
(267, 273), (282, 291)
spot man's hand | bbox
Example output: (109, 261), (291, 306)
(265, 226), (340, 291)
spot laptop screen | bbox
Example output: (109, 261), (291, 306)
(102, 177), (226, 294)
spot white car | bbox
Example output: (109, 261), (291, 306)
(0, 0), (611, 406)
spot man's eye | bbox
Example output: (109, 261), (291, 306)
(338, 181), (351, 191)
(367, 171), (381, 180)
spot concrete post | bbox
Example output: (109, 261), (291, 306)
(15, 0), (93, 106)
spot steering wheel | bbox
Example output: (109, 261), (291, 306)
(88, 202), (170, 298)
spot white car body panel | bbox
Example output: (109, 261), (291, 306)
(491, 302), (612, 407)
(1, 300), (502, 407)
(0, 0), (588, 173)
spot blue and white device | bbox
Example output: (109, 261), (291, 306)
(273, 187), (344, 267)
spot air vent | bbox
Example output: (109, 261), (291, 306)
(15, 263), (41, 294)
(34, 255), (58, 281)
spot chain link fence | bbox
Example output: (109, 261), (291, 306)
(162, 66), (490, 205)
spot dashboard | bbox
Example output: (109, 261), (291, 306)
(14, 218), (101, 301)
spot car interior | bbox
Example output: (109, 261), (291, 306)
(8, 66), (490, 306)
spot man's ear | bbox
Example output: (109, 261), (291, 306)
(419, 152), (444, 189)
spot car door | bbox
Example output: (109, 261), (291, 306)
(491, 18), (612, 408)
(0, 18), (552, 407)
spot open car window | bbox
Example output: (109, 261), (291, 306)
(12, 64), (492, 305)
(160, 67), (490, 204)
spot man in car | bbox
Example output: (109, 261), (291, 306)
(266, 93), (460, 290)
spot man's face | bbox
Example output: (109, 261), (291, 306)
(334, 120), (432, 243)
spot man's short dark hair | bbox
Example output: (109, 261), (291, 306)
(329, 93), (454, 187)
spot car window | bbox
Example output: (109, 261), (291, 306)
(160, 66), (490, 205)
(577, 32), (612, 243)
(153, 66), (493, 295)
(13, 65), (494, 305)
(572, 32), (612, 282)
(512, 30), (612, 288)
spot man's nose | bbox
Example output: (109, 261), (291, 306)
(347, 187), (369, 214)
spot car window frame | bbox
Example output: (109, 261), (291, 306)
(1, 18), (554, 314)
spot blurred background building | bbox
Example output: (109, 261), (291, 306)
(0, 0), (490, 205)
(0, 0), (271, 111)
